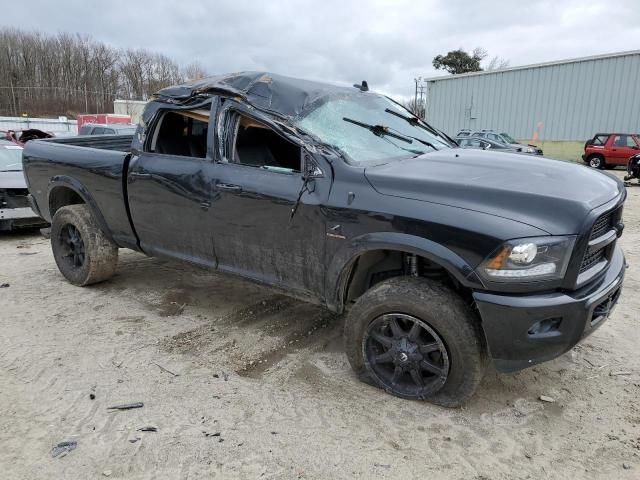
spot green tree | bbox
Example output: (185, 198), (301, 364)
(432, 47), (487, 75)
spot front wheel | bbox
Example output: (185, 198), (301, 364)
(51, 204), (118, 286)
(344, 277), (487, 407)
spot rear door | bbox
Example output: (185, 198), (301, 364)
(127, 104), (219, 267)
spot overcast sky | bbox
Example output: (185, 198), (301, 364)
(3, 0), (638, 98)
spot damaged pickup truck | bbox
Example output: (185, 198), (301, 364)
(23, 72), (626, 406)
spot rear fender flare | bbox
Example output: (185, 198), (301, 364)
(47, 175), (114, 243)
(325, 232), (484, 313)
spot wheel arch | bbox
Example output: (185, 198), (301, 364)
(47, 176), (114, 243)
(325, 232), (485, 314)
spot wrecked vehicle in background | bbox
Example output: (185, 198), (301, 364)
(3, 129), (54, 146)
(624, 152), (640, 184)
(0, 140), (48, 231)
(22, 72), (626, 406)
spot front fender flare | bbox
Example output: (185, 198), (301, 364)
(325, 232), (484, 313)
(47, 175), (115, 243)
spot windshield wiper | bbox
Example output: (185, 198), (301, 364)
(384, 108), (447, 141)
(387, 129), (439, 151)
(343, 117), (413, 144)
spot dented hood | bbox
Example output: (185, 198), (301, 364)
(364, 149), (624, 235)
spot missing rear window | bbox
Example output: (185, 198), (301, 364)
(151, 110), (209, 158)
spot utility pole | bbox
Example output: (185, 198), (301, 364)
(413, 77), (422, 116)
(417, 83), (426, 119)
(84, 81), (88, 113)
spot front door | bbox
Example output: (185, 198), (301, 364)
(609, 134), (640, 165)
(209, 109), (329, 299)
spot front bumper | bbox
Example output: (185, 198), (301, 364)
(0, 206), (39, 220)
(474, 245), (625, 373)
(0, 207), (47, 231)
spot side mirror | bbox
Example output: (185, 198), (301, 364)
(303, 156), (323, 179)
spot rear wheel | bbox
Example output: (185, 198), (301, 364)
(51, 205), (118, 286)
(588, 155), (605, 169)
(344, 277), (487, 407)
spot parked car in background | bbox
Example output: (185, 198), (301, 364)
(455, 136), (520, 153)
(2, 129), (54, 145)
(78, 123), (137, 136)
(457, 129), (543, 155)
(583, 133), (640, 169)
(0, 140), (47, 231)
(76, 114), (132, 134)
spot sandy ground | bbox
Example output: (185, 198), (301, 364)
(1, 170), (639, 480)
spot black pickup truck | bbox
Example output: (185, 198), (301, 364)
(23, 72), (626, 406)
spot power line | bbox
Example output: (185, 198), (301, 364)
(0, 85), (117, 96)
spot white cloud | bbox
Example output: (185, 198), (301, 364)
(2, 0), (638, 99)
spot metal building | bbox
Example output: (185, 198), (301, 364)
(424, 50), (640, 159)
(113, 99), (147, 124)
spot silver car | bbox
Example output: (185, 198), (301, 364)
(0, 140), (47, 231)
(457, 129), (543, 155)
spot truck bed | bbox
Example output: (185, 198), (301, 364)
(44, 134), (134, 152)
(22, 135), (138, 249)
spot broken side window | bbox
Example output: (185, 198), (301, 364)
(232, 114), (301, 173)
(149, 109), (209, 158)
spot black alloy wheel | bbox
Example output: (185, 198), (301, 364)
(363, 313), (450, 398)
(58, 223), (86, 269)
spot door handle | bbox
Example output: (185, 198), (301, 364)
(217, 183), (242, 192)
(200, 201), (211, 211)
(129, 172), (152, 179)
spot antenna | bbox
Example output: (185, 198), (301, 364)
(353, 81), (369, 92)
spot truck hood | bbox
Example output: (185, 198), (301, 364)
(0, 171), (27, 189)
(364, 149), (624, 235)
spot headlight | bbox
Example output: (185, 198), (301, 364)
(478, 236), (576, 282)
(521, 146), (536, 153)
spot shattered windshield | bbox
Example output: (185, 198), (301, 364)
(294, 94), (451, 165)
(0, 142), (23, 171)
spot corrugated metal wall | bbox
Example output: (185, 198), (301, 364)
(425, 52), (640, 141)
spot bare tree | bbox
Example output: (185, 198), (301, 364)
(486, 56), (510, 71)
(0, 28), (195, 117)
(183, 61), (209, 81)
(402, 97), (426, 119)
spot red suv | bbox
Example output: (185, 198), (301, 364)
(583, 133), (640, 169)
